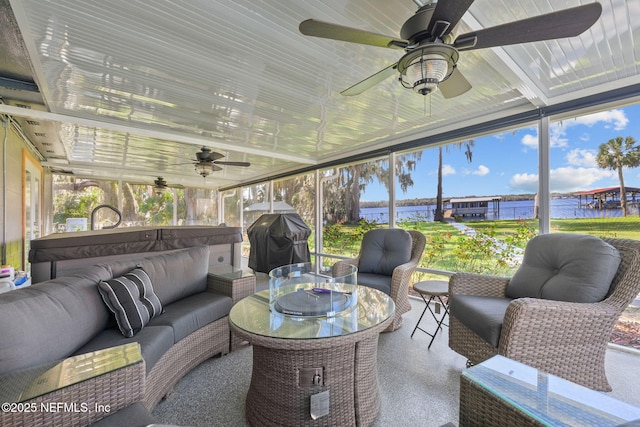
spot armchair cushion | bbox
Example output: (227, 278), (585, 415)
(450, 295), (513, 347)
(357, 229), (412, 276)
(506, 233), (621, 303)
(357, 272), (392, 295)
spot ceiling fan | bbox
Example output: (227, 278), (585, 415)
(152, 176), (184, 195)
(299, 0), (602, 97)
(191, 147), (251, 178)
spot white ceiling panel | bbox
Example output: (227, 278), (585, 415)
(1, 0), (637, 189)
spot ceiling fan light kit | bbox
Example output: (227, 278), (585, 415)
(398, 45), (458, 95)
(195, 162), (212, 178)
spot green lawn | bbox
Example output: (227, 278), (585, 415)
(321, 216), (640, 277)
(467, 216), (640, 241)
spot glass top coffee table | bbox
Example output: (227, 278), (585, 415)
(460, 355), (640, 426)
(229, 264), (395, 427)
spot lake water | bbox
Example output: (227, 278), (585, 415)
(360, 198), (633, 223)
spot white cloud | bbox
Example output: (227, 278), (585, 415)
(566, 148), (597, 167)
(550, 126), (569, 148)
(509, 167), (616, 193)
(509, 173), (539, 193)
(550, 167), (615, 192)
(521, 134), (538, 149)
(571, 109), (629, 131)
(442, 164), (456, 176)
(522, 109), (629, 150)
(472, 165), (490, 176)
(521, 128), (568, 150)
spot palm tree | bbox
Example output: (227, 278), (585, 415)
(595, 136), (640, 216)
(434, 146), (444, 221)
(433, 140), (474, 222)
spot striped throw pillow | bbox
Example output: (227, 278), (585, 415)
(98, 267), (163, 337)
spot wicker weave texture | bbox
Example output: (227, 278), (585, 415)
(1, 361), (145, 427)
(207, 272), (256, 351)
(232, 315), (392, 427)
(333, 229), (426, 332)
(207, 272), (256, 304)
(143, 317), (229, 409)
(449, 237), (640, 391)
(459, 375), (541, 427)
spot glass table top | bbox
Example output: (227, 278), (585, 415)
(208, 264), (255, 279)
(0, 343), (143, 403)
(463, 355), (640, 427)
(229, 286), (395, 339)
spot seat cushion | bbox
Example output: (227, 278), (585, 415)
(506, 234), (621, 303)
(357, 272), (392, 295)
(98, 267), (163, 337)
(358, 229), (412, 276)
(450, 295), (513, 347)
(148, 291), (232, 342)
(73, 326), (174, 373)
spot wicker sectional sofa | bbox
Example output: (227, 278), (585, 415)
(0, 245), (239, 426)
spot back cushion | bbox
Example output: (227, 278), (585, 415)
(506, 234), (621, 303)
(101, 246), (210, 305)
(358, 229), (413, 276)
(0, 266), (112, 374)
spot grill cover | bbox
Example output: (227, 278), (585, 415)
(247, 213), (311, 273)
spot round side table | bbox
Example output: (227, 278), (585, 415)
(410, 280), (450, 348)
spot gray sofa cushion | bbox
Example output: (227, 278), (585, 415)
(450, 295), (513, 347)
(357, 272), (392, 295)
(358, 229), (412, 276)
(148, 292), (232, 342)
(101, 246), (210, 306)
(98, 267), (163, 337)
(0, 266), (111, 374)
(506, 234), (621, 303)
(73, 326), (174, 373)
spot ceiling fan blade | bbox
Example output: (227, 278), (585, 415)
(454, 2), (602, 51)
(439, 67), (472, 99)
(207, 152), (225, 161)
(214, 161), (251, 167)
(428, 0), (475, 39)
(341, 62), (399, 96)
(299, 19), (408, 49)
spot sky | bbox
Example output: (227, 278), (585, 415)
(361, 103), (640, 201)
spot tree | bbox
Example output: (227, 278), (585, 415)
(434, 146), (444, 221)
(596, 136), (640, 216)
(434, 140), (474, 222)
(338, 153), (422, 223)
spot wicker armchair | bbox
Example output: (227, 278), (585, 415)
(333, 229), (426, 331)
(449, 236), (640, 391)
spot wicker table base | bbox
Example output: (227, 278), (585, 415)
(229, 286), (394, 427)
(240, 330), (388, 427)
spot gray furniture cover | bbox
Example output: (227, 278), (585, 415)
(247, 213), (311, 273)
